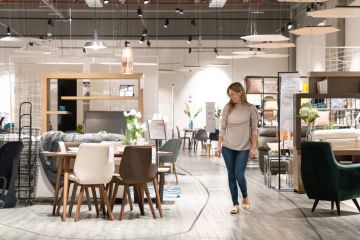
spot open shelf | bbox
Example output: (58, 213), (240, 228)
(60, 96), (138, 100)
(46, 111), (70, 115)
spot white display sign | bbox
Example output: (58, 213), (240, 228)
(279, 72), (300, 133)
(206, 102), (216, 133)
(147, 120), (166, 140)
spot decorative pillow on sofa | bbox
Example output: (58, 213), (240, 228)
(314, 111), (329, 127)
(245, 77), (262, 93)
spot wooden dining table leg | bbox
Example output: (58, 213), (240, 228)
(61, 157), (70, 222)
(52, 156), (63, 216)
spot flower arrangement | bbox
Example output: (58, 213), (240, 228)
(299, 103), (320, 126)
(299, 103), (319, 140)
(123, 109), (146, 143)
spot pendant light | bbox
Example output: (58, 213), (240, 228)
(121, 3), (133, 74)
(84, 2), (106, 50)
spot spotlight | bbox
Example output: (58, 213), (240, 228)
(179, 9), (184, 15)
(6, 26), (10, 36)
(191, 18), (196, 27)
(144, 0), (150, 4)
(164, 18), (169, 28)
(142, 28), (148, 37)
(137, 7), (143, 17)
(287, 21), (294, 30)
(124, 40), (130, 47)
(175, 8), (180, 13)
(139, 36), (145, 44)
(188, 47), (192, 54)
(47, 18), (54, 27)
(214, 48), (218, 55)
(186, 35), (192, 44)
(104, 0), (109, 4)
(147, 40), (151, 47)
(82, 48), (86, 54)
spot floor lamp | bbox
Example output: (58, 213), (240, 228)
(171, 83), (175, 138)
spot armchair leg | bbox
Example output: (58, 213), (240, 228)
(352, 199), (360, 212)
(173, 162), (178, 184)
(335, 201), (341, 215)
(312, 199), (319, 212)
(331, 201), (334, 210)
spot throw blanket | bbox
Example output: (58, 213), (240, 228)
(39, 131), (124, 187)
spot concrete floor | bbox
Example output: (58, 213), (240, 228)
(0, 150), (359, 240)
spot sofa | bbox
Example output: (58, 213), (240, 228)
(312, 129), (360, 163)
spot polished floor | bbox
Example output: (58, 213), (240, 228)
(0, 149), (360, 240)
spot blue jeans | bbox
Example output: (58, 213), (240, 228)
(222, 146), (249, 205)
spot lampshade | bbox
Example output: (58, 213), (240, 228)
(289, 26), (340, 36)
(84, 30), (106, 50)
(84, 40), (106, 50)
(121, 46), (134, 74)
(307, 6), (360, 18)
(241, 34), (290, 42)
(246, 42), (295, 49)
(277, 0), (327, 2)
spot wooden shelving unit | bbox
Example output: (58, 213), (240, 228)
(292, 72), (360, 192)
(46, 111), (71, 115)
(41, 73), (144, 133)
(61, 96), (138, 101)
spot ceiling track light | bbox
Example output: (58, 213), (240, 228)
(214, 48), (218, 55)
(137, 7), (143, 17)
(144, 0), (150, 4)
(175, 8), (180, 13)
(191, 18), (196, 27)
(139, 36), (145, 44)
(188, 48), (192, 54)
(124, 40), (130, 47)
(179, 9), (184, 15)
(142, 28), (148, 37)
(147, 40), (151, 47)
(164, 18), (169, 28)
(104, 0), (109, 4)
(187, 35), (192, 44)
(6, 26), (11, 36)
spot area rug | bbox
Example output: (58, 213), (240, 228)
(130, 185), (181, 201)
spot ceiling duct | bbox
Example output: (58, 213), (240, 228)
(85, 0), (103, 8)
(209, 0), (227, 8)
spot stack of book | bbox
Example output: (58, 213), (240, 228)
(317, 79), (328, 94)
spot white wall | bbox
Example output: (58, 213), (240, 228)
(296, 35), (326, 76)
(345, 0), (360, 71)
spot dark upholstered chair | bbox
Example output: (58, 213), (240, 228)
(0, 141), (24, 208)
(159, 139), (182, 183)
(301, 141), (360, 215)
(110, 146), (162, 220)
(193, 129), (208, 152)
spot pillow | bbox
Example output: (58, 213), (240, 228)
(314, 111), (329, 127)
(263, 100), (278, 110)
(246, 77), (263, 93)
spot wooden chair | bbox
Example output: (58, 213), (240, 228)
(67, 143), (115, 222)
(110, 145), (162, 220)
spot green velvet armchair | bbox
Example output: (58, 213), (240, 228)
(301, 141), (360, 215)
(159, 139), (182, 183)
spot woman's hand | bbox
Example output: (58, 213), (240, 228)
(215, 148), (221, 157)
(249, 148), (257, 159)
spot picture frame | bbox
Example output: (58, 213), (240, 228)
(119, 84), (135, 96)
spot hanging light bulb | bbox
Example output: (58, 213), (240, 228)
(121, 41), (133, 74)
(191, 18), (196, 27)
(147, 40), (151, 47)
(144, 0), (150, 4)
(142, 28), (148, 37)
(139, 35), (145, 44)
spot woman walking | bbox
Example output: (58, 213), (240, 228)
(215, 82), (258, 214)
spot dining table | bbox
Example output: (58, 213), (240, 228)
(43, 149), (172, 221)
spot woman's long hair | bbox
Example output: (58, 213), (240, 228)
(225, 82), (248, 116)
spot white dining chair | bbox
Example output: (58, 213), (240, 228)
(67, 143), (115, 222)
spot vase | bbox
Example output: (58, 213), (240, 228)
(188, 119), (194, 129)
(306, 124), (313, 141)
